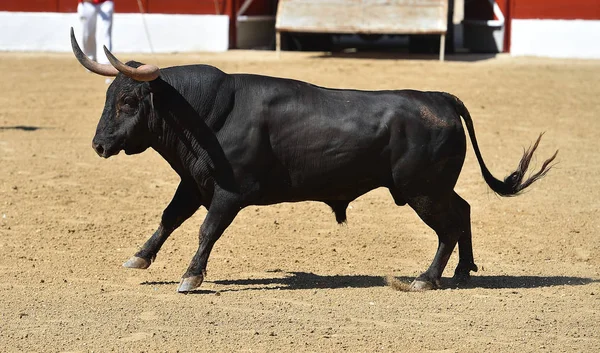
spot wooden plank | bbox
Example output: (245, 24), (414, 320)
(276, 0), (447, 34)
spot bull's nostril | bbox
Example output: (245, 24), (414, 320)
(92, 142), (105, 156)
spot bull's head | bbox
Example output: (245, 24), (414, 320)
(70, 28), (161, 158)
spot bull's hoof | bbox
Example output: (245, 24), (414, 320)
(123, 256), (151, 269)
(452, 271), (472, 286)
(409, 279), (435, 291)
(177, 275), (204, 293)
(453, 262), (478, 286)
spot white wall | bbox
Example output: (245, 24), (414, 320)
(511, 19), (600, 59)
(0, 11), (229, 53)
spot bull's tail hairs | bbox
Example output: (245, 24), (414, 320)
(444, 93), (558, 197)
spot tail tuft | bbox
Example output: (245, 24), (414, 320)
(446, 92), (558, 197)
(500, 133), (558, 196)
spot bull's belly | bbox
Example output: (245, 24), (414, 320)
(253, 161), (390, 204)
(255, 180), (385, 205)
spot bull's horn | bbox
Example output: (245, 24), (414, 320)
(70, 27), (118, 77)
(103, 46), (160, 82)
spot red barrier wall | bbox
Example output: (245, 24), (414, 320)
(0, 0), (278, 49)
(510, 0), (600, 20)
(465, 0), (599, 54)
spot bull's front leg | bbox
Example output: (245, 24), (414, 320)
(178, 189), (241, 293)
(123, 180), (201, 269)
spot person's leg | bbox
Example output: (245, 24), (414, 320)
(97, 0), (114, 65)
(79, 2), (98, 61)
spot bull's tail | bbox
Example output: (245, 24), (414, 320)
(445, 93), (558, 197)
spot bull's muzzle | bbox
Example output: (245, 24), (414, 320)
(92, 141), (107, 158)
(92, 138), (120, 158)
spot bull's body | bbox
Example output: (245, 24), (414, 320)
(156, 67), (462, 209)
(71, 29), (556, 292)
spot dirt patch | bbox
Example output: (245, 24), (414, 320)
(0, 51), (599, 352)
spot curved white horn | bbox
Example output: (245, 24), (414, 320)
(70, 27), (118, 77)
(103, 46), (160, 82)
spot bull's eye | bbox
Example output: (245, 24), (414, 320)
(120, 97), (138, 115)
(124, 97), (137, 108)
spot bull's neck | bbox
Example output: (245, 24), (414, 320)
(147, 76), (236, 190)
(152, 116), (213, 180)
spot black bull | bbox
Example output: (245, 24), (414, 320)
(71, 29), (557, 293)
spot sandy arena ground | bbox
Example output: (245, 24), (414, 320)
(0, 50), (599, 352)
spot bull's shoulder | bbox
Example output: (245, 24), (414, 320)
(162, 64), (227, 77)
(159, 64), (232, 93)
(231, 73), (321, 95)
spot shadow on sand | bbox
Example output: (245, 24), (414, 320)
(140, 272), (597, 294)
(0, 125), (44, 131)
(310, 52), (499, 63)
(461, 275), (597, 290)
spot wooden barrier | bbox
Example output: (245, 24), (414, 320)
(275, 0), (448, 60)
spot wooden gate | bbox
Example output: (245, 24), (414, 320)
(275, 0), (449, 60)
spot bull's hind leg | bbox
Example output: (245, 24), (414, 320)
(407, 191), (472, 290)
(124, 180), (201, 269)
(452, 193), (478, 284)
